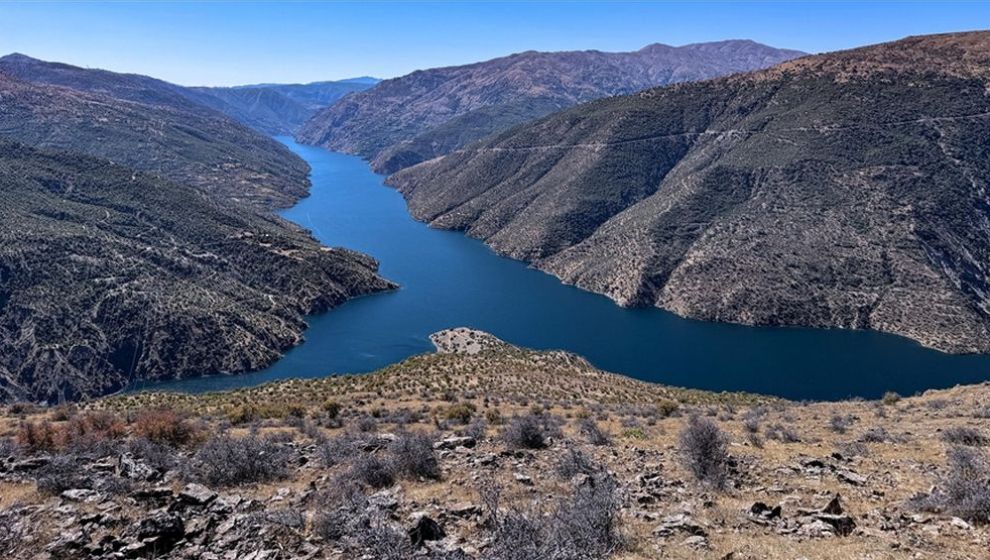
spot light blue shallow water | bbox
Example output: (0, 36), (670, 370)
(135, 138), (990, 400)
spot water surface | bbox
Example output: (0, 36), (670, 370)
(138, 138), (990, 400)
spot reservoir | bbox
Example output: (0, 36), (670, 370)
(138, 138), (990, 400)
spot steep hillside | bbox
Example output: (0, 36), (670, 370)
(0, 141), (394, 403)
(189, 79), (378, 135)
(0, 54), (310, 208)
(390, 32), (990, 354)
(296, 40), (804, 173)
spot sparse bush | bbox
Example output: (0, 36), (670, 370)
(322, 400), (342, 420)
(132, 409), (200, 447)
(766, 423), (802, 443)
(914, 446), (990, 524)
(350, 454), (395, 489)
(50, 405), (76, 422)
(656, 399), (680, 418)
(0, 438), (20, 460)
(187, 432), (292, 487)
(0, 508), (26, 557)
(389, 432), (440, 480)
(225, 404), (260, 425)
(836, 441), (869, 458)
(555, 448), (599, 480)
(859, 426), (896, 443)
(356, 522), (414, 560)
(486, 473), (623, 559)
(622, 427), (647, 440)
(742, 407), (763, 434)
(16, 420), (59, 453)
(127, 437), (178, 473)
(444, 402), (477, 424)
(829, 414), (854, 434)
(316, 432), (362, 467)
(463, 418), (488, 441)
(356, 416), (379, 433)
(502, 413), (560, 450)
(485, 409), (503, 425)
(579, 418), (611, 446)
(35, 454), (86, 495)
(882, 391), (902, 406)
(62, 411), (126, 454)
(927, 399), (952, 411)
(678, 416), (730, 490)
(313, 480), (370, 541)
(941, 426), (989, 447)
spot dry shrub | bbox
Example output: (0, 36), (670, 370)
(16, 420), (59, 453)
(679, 415), (730, 490)
(63, 411), (126, 449)
(914, 446), (990, 524)
(132, 408), (201, 447)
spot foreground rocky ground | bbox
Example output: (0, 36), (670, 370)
(1, 329), (988, 559)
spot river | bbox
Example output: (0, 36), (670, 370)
(136, 138), (990, 400)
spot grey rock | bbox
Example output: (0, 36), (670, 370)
(180, 483), (217, 506)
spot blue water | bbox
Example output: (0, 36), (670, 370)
(136, 138), (990, 400)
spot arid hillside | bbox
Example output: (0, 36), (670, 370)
(297, 40), (803, 174)
(1, 329), (987, 559)
(390, 31), (990, 354)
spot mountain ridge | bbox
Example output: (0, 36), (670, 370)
(389, 31), (990, 354)
(296, 39), (805, 174)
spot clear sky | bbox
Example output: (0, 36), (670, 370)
(1, 1), (989, 87)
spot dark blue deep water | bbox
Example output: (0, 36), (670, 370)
(137, 138), (990, 400)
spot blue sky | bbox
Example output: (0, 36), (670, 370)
(1, 1), (989, 86)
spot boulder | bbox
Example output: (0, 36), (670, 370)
(179, 483), (217, 506)
(434, 436), (477, 450)
(408, 515), (446, 547)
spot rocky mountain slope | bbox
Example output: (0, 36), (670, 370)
(389, 31), (990, 354)
(0, 54), (310, 208)
(296, 40), (804, 174)
(1, 329), (988, 559)
(189, 79), (378, 135)
(0, 140), (394, 403)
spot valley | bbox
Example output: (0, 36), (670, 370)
(135, 139), (990, 401)
(2, 4), (990, 558)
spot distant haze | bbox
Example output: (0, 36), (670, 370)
(0, 1), (988, 86)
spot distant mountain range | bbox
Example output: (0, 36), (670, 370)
(296, 40), (805, 174)
(390, 31), (990, 354)
(0, 54), (393, 402)
(189, 78), (379, 135)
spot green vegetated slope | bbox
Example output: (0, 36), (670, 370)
(0, 141), (394, 403)
(390, 31), (990, 354)
(297, 40), (804, 174)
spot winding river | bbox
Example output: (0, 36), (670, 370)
(137, 138), (990, 400)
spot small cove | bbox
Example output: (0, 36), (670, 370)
(135, 138), (990, 400)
